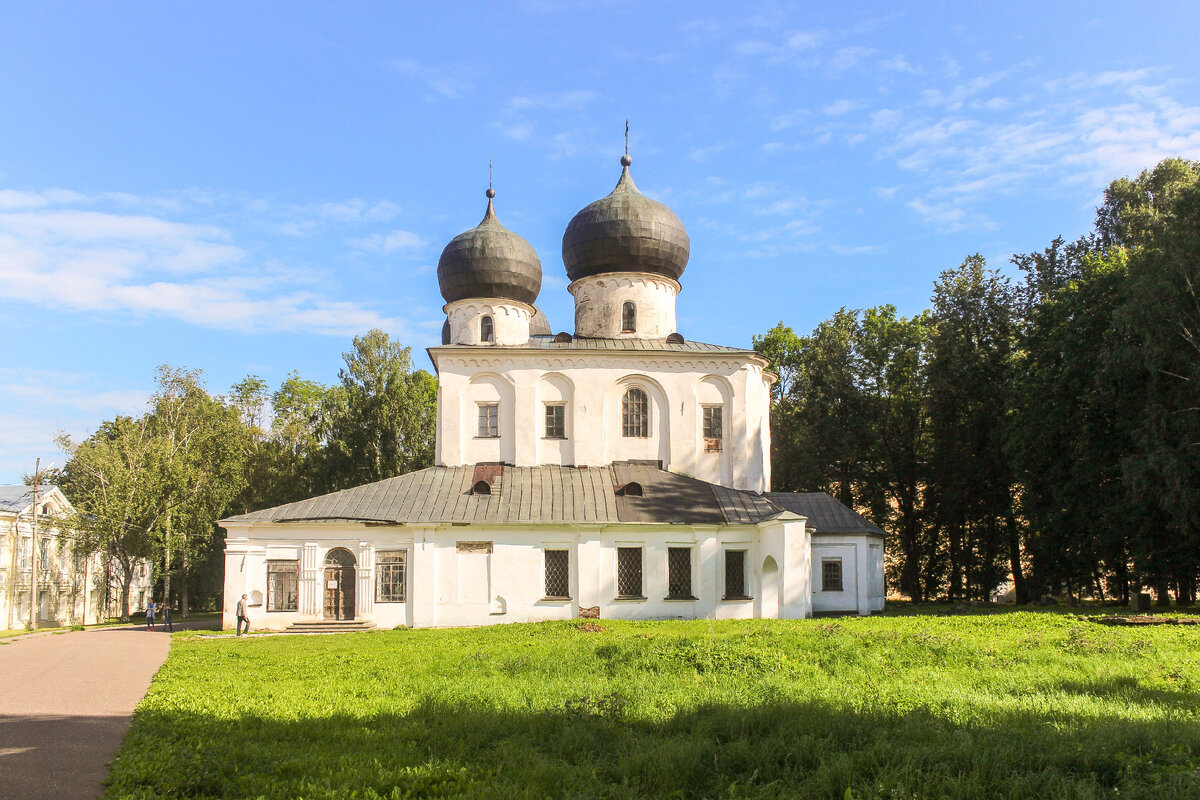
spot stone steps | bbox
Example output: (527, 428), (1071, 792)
(285, 620), (377, 634)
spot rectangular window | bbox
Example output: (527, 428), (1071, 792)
(376, 550), (407, 603)
(822, 559), (843, 592)
(266, 560), (299, 612)
(19, 538), (30, 570)
(724, 550), (748, 599)
(38, 540), (51, 572)
(616, 547), (643, 598)
(544, 549), (570, 599)
(703, 405), (723, 452)
(667, 547), (694, 599)
(544, 403), (566, 439)
(477, 403), (499, 437)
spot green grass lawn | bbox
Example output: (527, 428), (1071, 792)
(106, 613), (1200, 799)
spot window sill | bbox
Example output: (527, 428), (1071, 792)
(540, 596), (572, 602)
(613, 595), (647, 602)
(541, 436), (569, 441)
(375, 599), (406, 604)
(265, 609), (299, 613)
(664, 595), (698, 602)
(721, 595), (754, 602)
(473, 436), (500, 440)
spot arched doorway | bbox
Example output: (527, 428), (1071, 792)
(323, 548), (357, 620)
(761, 556), (780, 619)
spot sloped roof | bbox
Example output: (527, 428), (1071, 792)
(430, 335), (757, 355)
(0, 485), (66, 515)
(222, 464), (787, 527)
(763, 492), (885, 536)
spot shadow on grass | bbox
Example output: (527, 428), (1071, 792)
(105, 697), (1200, 800)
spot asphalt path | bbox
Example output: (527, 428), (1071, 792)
(0, 623), (202, 800)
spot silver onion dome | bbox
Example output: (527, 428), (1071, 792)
(438, 188), (542, 306)
(562, 155), (690, 283)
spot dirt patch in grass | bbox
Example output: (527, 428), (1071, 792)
(1087, 615), (1200, 626)
(573, 621), (607, 633)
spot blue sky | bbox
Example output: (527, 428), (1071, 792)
(2, 1), (1199, 483)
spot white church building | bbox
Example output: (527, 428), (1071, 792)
(220, 154), (885, 630)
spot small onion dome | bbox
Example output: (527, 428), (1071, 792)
(530, 305), (552, 336)
(562, 154), (690, 283)
(438, 188), (542, 306)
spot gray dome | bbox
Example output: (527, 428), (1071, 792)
(438, 192), (542, 306)
(562, 156), (690, 283)
(530, 306), (552, 336)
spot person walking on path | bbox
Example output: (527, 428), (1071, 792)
(162, 602), (173, 633)
(145, 599), (155, 631)
(236, 594), (250, 636)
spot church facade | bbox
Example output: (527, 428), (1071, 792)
(220, 155), (885, 630)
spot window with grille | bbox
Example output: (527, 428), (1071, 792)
(38, 540), (51, 572)
(481, 315), (494, 342)
(703, 405), (723, 452)
(376, 551), (407, 602)
(544, 403), (566, 438)
(622, 387), (649, 438)
(616, 547), (643, 598)
(822, 559), (843, 592)
(621, 301), (636, 332)
(477, 403), (499, 437)
(266, 560), (299, 611)
(667, 547), (694, 599)
(724, 550), (748, 599)
(544, 549), (570, 599)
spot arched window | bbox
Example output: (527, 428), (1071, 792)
(480, 315), (494, 343)
(621, 302), (636, 332)
(622, 387), (649, 438)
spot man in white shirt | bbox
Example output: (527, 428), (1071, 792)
(236, 594), (250, 636)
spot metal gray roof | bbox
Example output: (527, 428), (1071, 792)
(430, 336), (757, 356)
(0, 485), (61, 514)
(763, 492), (886, 536)
(222, 464), (785, 527)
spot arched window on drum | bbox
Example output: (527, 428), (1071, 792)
(622, 387), (649, 438)
(480, 315), (494, 343)
(621, 301), (636, 333)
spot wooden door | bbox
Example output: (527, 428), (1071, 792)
(322, 549), (357, 620)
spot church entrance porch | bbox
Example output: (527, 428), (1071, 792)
(323, 548), (356, 620)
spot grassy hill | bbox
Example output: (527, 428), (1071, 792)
(105, 612), (1200, 799)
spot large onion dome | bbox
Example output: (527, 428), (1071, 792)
(438, 189), (542, 306)
(562, 155), (690, 283)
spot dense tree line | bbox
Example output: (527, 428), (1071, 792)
(757, 158), (1200, 605)
(53, 329), (436, 617)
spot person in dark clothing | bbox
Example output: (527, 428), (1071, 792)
(236, 594), (250, 636)
(145, 599), (155, 631)
(163, 602), (173, 632)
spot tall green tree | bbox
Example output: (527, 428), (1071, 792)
(926, 255), (1024, 602)
(319, 329), (437, 492)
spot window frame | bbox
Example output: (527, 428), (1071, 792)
(477, 402), (499, 438)
(480, 315), (494, 343)
(544, 402), (567, 439)
(821, 558), (844, 592)
(666, 546), (696, 600)
(615, 546), (645, 600)
(702, 404), (723, 452)
(543, 548), (571, 600)
(375, 550), (408, 603)
(621, 301), (637, 332)
(266, 559), (300, 612)
(622, 387), (649, 438)
(722, 549), (751, 601)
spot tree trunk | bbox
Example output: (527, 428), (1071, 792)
(1155, 579), (1172, 607)
(1004, 510), (1028, 604)
(119, 570), (133, 621)
(181, 548), (190, 618)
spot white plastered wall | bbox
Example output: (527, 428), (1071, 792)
(445, 299), (533, 346)
(569, 273), (679, 339)
(221, 517), (815, 630)
(433, 351), (774, 492)
(810, 534), (886, 615)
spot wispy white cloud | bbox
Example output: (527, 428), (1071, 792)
(493, 91), (604, 157)
(350, 229), (426, 254)
(389, 58), (473, 99)
(0, 190), (415, 336)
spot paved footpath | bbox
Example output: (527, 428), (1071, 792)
(0, 625), (179, 800)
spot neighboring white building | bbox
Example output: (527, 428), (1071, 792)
(220, 155), (886, 630)
(0, 485), (153, 628)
